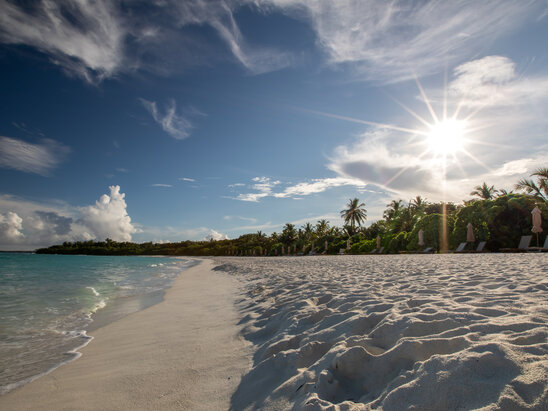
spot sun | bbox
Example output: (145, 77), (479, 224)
(426, 118), (466, 156)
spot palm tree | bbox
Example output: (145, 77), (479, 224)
(301, 222), (315, 241)
(496, 188), (513, 197)
(411, 196), (426, 211)
(383, 199), (403, 221)
(470, 182), (497, 200)
(315, 219), (330, 238)
(340, 198), (367, 234)
(280, 223), (297, 245)
(515, 167), (548, 202)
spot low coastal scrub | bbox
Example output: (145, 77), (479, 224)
(37, 170), (548, 256)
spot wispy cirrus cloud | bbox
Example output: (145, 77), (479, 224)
(0, 0), (293, 82)
(231, 176), (366, 202)
(0, 0), (126, 83)
(139, 98), (203, 140)
(170, 0), (293, 74)
(151, 184), (173, 188)
(0, 136), (70, 176)
(262, 0), (541, 82)
(179, 177), (195, 182)
(223, 215), (257, 223)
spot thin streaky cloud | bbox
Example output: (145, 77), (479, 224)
(0, 136), (70, 176)
(179, 177), (195, 182)
(232, 176), (366, 202)
(139, 98), (199, 140)
(151, 184), (173, 188)
(0, 0), (125, 83)
(264, 0), (539, 83)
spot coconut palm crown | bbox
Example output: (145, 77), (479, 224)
(470, 182), (498, 200)
(340, 198), (367, 232)
(515, 167), (548, 202)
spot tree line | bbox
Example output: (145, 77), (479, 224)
(36, 167), (548, 256)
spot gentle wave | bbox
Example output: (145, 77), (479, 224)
(0, 254), (195, 395)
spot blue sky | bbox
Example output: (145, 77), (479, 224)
(1, 0), (548, 250)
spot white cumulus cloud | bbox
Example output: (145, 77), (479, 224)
(0, 211), (24, 242)
(79, 185), (137, 242)
(204, 229), (229, 241)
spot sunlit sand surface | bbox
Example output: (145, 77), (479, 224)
(215, 254), (547, 410)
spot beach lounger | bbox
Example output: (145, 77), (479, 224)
(455, 241), (487, 253)
(338, 248), (346, 255)
(421, 247), (434, 254)
(369, 248), (377, 254)
(378, 247), (384, 254)
(528, 236), (548, 252)
(454, 242), (467, 253)
(500, 235), (532, 252)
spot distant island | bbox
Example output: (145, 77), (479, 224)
(37, 171), (548, 256)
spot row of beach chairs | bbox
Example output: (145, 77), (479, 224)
(500, 235), (548, 252)
(454, 241), (486, 253)
(326, 235), (547, 255)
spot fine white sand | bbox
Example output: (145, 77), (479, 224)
(214, 254), (548, 410)
(2, 255), (547, 410)
(0, 259), (252, 410)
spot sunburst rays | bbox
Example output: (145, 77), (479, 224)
(304, 71), (498, 190)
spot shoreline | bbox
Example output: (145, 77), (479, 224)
(0, 255), (198, 396)
(0, 259), (252, 410)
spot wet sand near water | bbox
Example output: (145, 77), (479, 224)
(0, 259), (252, 410)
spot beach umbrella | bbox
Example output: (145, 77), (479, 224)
(532, 207), (543, 246)
(311, 242), (315, 252)
(347, 238), (351, 250)
(418, 229), (424, 247)
(325, 240), (328, 251)
(376, 236), (381, 249)
(294, 244), (297, 254)
(466, 222), (475, 243)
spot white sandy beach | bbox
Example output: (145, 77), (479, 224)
(0, 259), (252, 410)
(1, 254), (547, 410)
(215, 254), (548, 410)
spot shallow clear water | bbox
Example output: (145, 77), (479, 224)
(0, 253), (195, 394)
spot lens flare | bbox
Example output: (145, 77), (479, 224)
(427, 118), (466, 155)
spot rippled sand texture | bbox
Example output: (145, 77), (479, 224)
(214, 255), (548, 410)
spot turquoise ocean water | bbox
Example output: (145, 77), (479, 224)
(0, 253), (195, 394)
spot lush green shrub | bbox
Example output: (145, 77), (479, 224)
(386, 231), (408, 253)
(451, 206), (490, 249)
(407, 213), (455, 252)
(358, 239), (376, 253)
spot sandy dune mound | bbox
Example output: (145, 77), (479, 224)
(214, 254), (548, 410)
